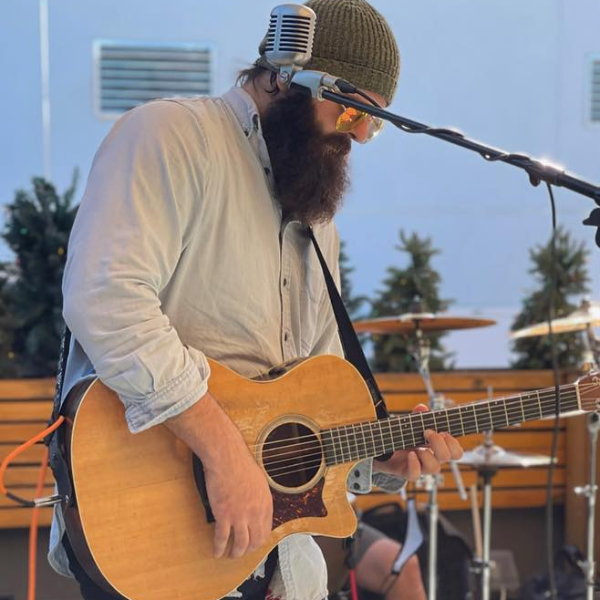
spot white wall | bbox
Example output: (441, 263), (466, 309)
(1, 0), (599, 366)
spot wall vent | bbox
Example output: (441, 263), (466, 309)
(93, 40), (214, 119)
(590, 57), (600, 123)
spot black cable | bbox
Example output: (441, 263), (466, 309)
(544, 182), (561, 600)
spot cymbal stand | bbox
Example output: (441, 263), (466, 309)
(582, 324), (600, 369)
(574, 411), (599, 600)
(472, 432), (497, 600)
(408, 326), (466, 600)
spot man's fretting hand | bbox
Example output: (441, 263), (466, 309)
(373, 403), (464, 481)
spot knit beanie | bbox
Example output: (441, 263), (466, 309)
(259, 0), (400, 104)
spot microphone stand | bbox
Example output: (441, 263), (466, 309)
(294, 79), (600, 247)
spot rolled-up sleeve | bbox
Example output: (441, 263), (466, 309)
(63, 100), (210, 433)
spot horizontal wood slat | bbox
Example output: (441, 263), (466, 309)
(0, 443), (46, 464)
(0, 400), (53, 421)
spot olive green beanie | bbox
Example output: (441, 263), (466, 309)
(303, 0), (400, 104)
(259, 0), (400, 104)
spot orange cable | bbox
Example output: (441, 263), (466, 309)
(0, 415), (64, 496)
(28, 445), (49, 600)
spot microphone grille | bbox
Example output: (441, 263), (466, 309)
(264, 4), (316, 68)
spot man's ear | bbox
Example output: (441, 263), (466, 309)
(275, 73), (290, 93)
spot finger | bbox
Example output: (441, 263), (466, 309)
(424, 430), (451, 464)
(406, 451), (422, 481)
(417, 447), (442, 475)
(213, 520), (231, 558)
(442, 432), (464, 460)
(230, 524), (251, 558)
(412, 403), (429, 413)
(248, 515), (271, 552)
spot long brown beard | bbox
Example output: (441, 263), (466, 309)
(261, 91), (351, 225)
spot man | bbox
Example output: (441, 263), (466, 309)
(49, 1), (463, 599)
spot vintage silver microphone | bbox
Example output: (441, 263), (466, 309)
(262, 4), (357, 99)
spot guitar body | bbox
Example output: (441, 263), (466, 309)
(61, 355), (376, 600)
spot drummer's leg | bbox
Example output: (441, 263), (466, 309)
(353, 523), (425, 600)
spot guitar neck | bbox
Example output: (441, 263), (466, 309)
(321, 381), (581, 466)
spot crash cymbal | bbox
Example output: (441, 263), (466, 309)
(511, 300), (600, 339)
(458, 444), (555, 469)
(353, 313), (496, 335)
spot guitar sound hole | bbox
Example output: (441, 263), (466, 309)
(262, 422), (322, 490)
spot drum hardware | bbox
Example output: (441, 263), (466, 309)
(460, 431), (554, 600)
(573, 411), (599, 600)
(510, 298), (600, 368)
(353, 306), (495, 600)
(512, 303), (600, 598)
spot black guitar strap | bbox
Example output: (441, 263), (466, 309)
(307, 227), (390, 423)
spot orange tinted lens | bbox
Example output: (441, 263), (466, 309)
(336, 107), (368, 132)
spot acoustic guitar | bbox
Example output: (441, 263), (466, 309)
(58, 355), (600, 600)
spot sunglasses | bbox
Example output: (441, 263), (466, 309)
(335, 105), (384, 144)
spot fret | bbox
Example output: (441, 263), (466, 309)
(332, 427), (343, 464)
(471, 404), (479, 433)
(321, 430), (335, 466)
(475, 403), (492, 432)
(368, 422), (378, 459)
(506, 398), (523, 427)
(446, 408), (462, 438)
(536, 390), (543, 419)
(394, 416), (405, 450)
(443, 409), (451, 433)
(350, 424), (360, 461)
(423, 411), (437, 434)
(502, 400), (510, 427)
(519, 395), (526, 423)
(460, 404), (477, 435)
(408, 415), (417, 447)
(458, 407), (466, 437)
(487, 402), (493, 430)
(358, 423), (369, 459)
(376, 421), (386, 456)
(385, 419), (396, 452)
(490, 400), (509, 429)
(339, 425), (349, 463)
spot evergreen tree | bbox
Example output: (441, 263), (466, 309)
(370, 231), (452, 373)
(339, 240), (367, 319)
(0, 172), (79, 377)
(511, 227), (590, 369)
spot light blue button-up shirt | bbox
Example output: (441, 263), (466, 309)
(49, 86), (403, 599)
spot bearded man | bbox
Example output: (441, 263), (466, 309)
(48, 1), (463, 599)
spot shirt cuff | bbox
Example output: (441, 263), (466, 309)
(124, 348), (210, 433)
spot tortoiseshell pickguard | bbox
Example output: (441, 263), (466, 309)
(271, 478), (327, 527)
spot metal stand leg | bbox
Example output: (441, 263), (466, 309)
(427, 481), (438, 600)
(480, 468), (496, 600)
(575, 413), (599, 600)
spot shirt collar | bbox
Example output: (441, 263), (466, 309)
(222, 86), (275, 189)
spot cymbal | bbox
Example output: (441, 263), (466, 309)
(458, 444), (555, 469)
(353, 313), (496, 335)
(511, 300), (600, 339)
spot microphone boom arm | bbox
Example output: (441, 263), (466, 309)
(295, 84), (600, 246)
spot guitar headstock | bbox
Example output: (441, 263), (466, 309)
(575, 370), (600, 413)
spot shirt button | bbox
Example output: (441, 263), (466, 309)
(353, 483), (360, 490)
(283, 278), (288, 287)
(284, 332), (289, 342)
(354, 470), (361, 477)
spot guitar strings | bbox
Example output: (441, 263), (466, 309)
(251, 381), (593, 458)
(258, 389), (585, 477)
(255, 386), (588, 469)
(249, 379), (597, 454)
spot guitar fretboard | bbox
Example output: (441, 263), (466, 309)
(320, 383), (579, 466)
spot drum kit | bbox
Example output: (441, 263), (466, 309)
(347, 299), (600, 600)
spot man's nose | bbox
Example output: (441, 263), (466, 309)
(348, 119), (369, 144)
